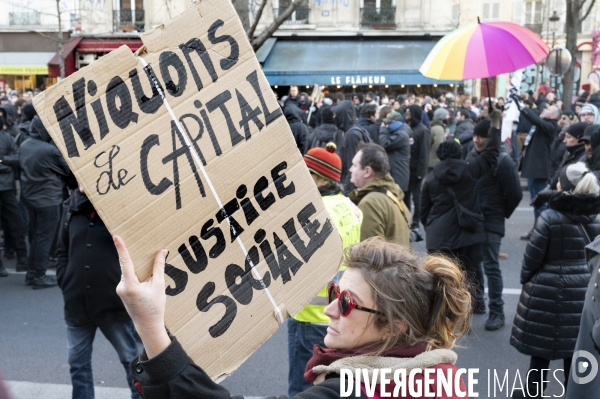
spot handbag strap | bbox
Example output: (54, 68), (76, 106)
(577, 223), (592, 246)
(370, 188), (411, 227)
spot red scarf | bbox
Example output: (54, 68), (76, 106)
(304, 341), (428, 383)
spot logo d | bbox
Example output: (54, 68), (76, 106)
(572, 350), (599, 385)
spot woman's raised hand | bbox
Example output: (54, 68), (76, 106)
(114, 236), (171, 358)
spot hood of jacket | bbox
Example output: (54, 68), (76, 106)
(591, 143), (600, 171)
(0, 104), (18, 126)
(349, 174), (404, 203)
(29, 116), (52, 142)
(430, 119), (444, 128)
(284, 103), (303, 124)
(407, 104), (423, 127)
(332, 100), (356, 132)
(433, 158), (467, 185)
(65, 188), (95, 214)
(313, 123), (340, 143)
(357, 117), (375, 129)
(388, 120), (406, 134)
(547, 191), (600, 222)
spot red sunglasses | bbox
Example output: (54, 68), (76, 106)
(328, 282), (384, 317)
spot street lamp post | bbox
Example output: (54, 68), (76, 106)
(550, 11), (560, 93)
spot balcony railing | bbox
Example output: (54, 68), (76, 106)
(525, 23), (543, 34)
(360, 7), (396, 29)
(273, 7), (310, 25)
(113, 10), (145, 32)
(9, 11), (41, 25)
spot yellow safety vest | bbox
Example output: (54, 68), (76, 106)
(293, 194), (362, 323)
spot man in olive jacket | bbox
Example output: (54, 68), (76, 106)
(348, 143), (411, 246)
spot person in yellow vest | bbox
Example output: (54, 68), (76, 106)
(287, 143), (362, 397)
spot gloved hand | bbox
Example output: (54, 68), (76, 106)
(490, 109), (502, 130)
(510, 93), (523, 111)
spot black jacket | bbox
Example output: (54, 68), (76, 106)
(465, 145), (523, 237)
(304, 123), (344, 154)
(550, 144), (586, 189)
(56, 190), (131, 326)
(334, 101), (372, 194)
(284, 104), (308, 155)
(549, 132), (567, 183)
(379, 121), (411, 193)
(15, 120), (31, 148)
(519, 108), (560, 180)
(131, 337), (363, 399)
(517, 111), (533, 134)
(511, 192), (600, 360)
(20, 116), (70, 208)
(421, 128), (500, 250)
(0, 129), (19, 191)
(454, 119), (475, 139)
(407, 105), (430, 180)
(588, 143), (600, 181)
(357, 117), (381, 145)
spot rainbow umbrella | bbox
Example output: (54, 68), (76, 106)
(419, 20), (549, 81)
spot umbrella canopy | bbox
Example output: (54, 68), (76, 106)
(420, 21), (549, 81)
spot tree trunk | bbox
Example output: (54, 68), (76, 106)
(233, 0), (250, 32)
(56, 0), (65, 79)
(247, 0), (268, 40)
(251, 0), (308, 51)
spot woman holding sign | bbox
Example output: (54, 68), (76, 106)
(115, 236), (472, 398)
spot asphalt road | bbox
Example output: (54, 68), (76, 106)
(0, 193), (577, 398)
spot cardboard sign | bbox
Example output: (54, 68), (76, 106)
(34, 0), (342, 380)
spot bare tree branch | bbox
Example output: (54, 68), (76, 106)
(247, 0), (268, 40)
(581, 0), (596, 22)
(251, 0), (308, 51)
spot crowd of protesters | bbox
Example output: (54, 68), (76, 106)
(2, 81), (600, 399)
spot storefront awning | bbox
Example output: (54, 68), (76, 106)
(259, 39), (456, 86)
(48, 37), (83, 78)
(0, 52), (55, 75)
(76, 38), (143, 53)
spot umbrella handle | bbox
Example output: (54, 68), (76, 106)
(486, 77), (493, 112)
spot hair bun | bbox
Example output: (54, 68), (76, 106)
(325, 142), (337, 153)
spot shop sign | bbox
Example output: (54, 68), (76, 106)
(0, 66), (48, 75)
(330, 75), (387, 85)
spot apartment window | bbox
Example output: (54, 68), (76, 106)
(482, 1), (500, 21)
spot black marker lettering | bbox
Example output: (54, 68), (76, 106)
(271, 161), (295, 199)
(159, 51), (188, 97)
(53, 78), (94, 158)
(236, 89), (264, 140)
(178, 235), (208, 274)
(216, 198), (244, 242)
(106, 76), (139, 129)
(246, 70), (282, 126)
(271, 231), (303, 282)
(253, 176), (276, 211)
(140, 134), (173, 195)
(179, 38), (218, 91)
(196, 282), (237, 338)
(225, 246), (270, 305)
(206, 90), (245, 147)
(200, 219), (226, 259)
(283, 203), (334, 263)
(129, 67), (163, 114)
(236, 184), (259, 225)
(165, 263), (188, 296)
(94, 145), (135, 195)
(179, 113), (207, 166)
(207, 19), (239, 71)
(90, 98), (110, 139)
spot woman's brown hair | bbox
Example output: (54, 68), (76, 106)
(344, 237), (471, 354)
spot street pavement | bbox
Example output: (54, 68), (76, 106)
(0, 194), (574, 398)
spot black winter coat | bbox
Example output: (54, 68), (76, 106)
(550, 144), (586, 189)
(510, 192), (600, 360)
(20, 117), (70, 208)
(0, 129), (19, 191)
(454, 119), (475, 139)
(519, 108), (560, 180)
(588, 143), (600, 182)
(379, 121), (411, 193)
(549, 132), (567, 183)
(407, 105), (430, 180)
(465, 145), (523, 237)
(284, 104), (308, 155)
(420, 128), (500, 250)
(304, 123), (344, 154)
(357, 117), (381, 144)
(56, 190), (131, 326)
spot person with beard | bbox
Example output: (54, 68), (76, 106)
(511, 162), (600, 398)
(579, 124), (600, 181)
(466, 119), (523, 329)
(0, 112), (28, 277)
(511, 94), (561, 241)
(549, 123), (587, 190)
(420, 110), (501, 315)
(549, 111), (576, 180)
(21, 116), (70, 288)
(304, 106), (343, 152)
(284, 103), (308, 155)
(453, 109), (475, 139)
(333, 100), (372, 194)
(378, 111), (411, 194)
(404, 104), (430, 232)
(287, 144), (362, 397)
(357, 104), (381, 144)
(56, 186), (141, 399)
(579, 103), (600, 125)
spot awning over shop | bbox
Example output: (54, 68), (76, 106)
(0, 52), (55, 75)
(48, 37), (82, 78)
(259, 39), (456, 86)
(76, 38), (143, 53)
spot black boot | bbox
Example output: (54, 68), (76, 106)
(16, 253), (28, 272)
(32, 275), (57, 289)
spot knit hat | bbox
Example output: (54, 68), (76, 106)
(304, 143), (342, 183)
(321, 106), (334, 124)
(437, 139), (462, 160)
(473, 119), (491, 138)
(579, 124), (600, 143)
(562, 110), (575, 121)
(565, 122), (588, 140)
(433, 107), (449, 121)
(21, 103), (37, 122)
(383, 110), (403, 124)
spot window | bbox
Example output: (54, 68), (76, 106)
(523, 0), (543, 34)
(482, 1), (500, 21)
